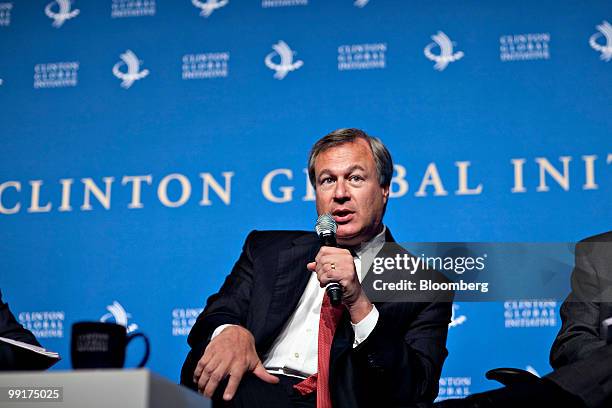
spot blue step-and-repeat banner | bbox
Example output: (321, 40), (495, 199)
(1, 0), (611, 399)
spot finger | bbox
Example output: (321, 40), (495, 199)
(307, 261), (316, 272)
(193, 353), (212, 382)
(203, 360), (230, 398)
(253, 362), (279, 384)
(197, 358), (220, 393)
(222, 371), (244, 401)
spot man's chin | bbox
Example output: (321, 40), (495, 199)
(336, 230), (362, 246)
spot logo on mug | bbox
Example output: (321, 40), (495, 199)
(100, 301), (138, 333)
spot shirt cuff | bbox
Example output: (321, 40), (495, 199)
(351, 305), (379, 348)
(211, 324), (237, 340)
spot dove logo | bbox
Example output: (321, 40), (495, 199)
(449, 304), (467, 328)
(45, 0), (80, 28)
(589, 20), (612, 62)
(264, 41), (304, 80)
(354, 0), (369, 8)
(192, 0), (228, 18)
(112, 50), (149, 89)
(424, 31), (464, 71)
(525, 365), (540, 377)
(100, 301), (139, 333)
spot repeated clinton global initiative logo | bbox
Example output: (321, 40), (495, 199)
(172, 307), (203, 336)
(100, 301), (139, 333)
(265, 41), (303, 80)
(338, 43), (386, 71)
(191, 0), (228, 18)
(500, 33), (550, 62)
(0, 2), (12, 26)
(33, 61), (79, 88)
(589, 20), (612, 62)
(18, 310), (65, 338)
(424, 31), (464, 71)
(262, 0), (307, 7)
(504, 300), (557, 328)
(182, 52), (229, 79)
(113, 50), (149, 89)
(45, 0), (79, 28)
(437, 377), (471, 401)
(111, 0), (156, 18)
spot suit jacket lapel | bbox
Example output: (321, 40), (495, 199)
(257, 233), (319, 349)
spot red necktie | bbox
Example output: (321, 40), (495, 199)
(294, 293), (344, 408)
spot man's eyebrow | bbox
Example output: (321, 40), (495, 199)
(317, 165), (367, 178)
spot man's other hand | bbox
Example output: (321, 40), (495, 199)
(193, 325), (279, 400)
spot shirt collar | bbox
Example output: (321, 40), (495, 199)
(353, 225), (387, 259)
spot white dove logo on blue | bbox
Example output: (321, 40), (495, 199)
(354, 0), (369, 8)
(191, 0), (228, 18)
(449, 304), (467, 328)
(45, 0), (79, 28)
(589, 20), (612, 62)
(100, 301), (139, 333)
(424, 31), (464, 71)
(112, 50), (150, 89)
(264, 41), (304, 80)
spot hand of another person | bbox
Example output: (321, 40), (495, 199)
(193, 325), (279, 400)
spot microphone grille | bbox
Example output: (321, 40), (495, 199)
(315, 213), (337, 236)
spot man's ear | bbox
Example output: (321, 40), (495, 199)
(382, 185), (389, 203)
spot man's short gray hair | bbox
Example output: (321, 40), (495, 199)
(307, 128), (393, 188)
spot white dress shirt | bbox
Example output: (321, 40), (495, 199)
(212, 226), (387, 378)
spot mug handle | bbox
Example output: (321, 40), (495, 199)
(126, 332), (150, 368)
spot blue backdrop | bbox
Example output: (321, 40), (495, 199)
(1, 0), (611, 399)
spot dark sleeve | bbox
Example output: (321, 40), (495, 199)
(550, 241), (607, 368)
(0, 290), (44, 370)
(351, 299), (453, 406)
(180, 231), (258, 388)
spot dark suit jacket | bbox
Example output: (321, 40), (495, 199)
(547, 231), (612, 407)
(181, 229), (453, 408)
(0, 289), (44, 370)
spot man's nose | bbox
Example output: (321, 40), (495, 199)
(333, 180), (350, 201)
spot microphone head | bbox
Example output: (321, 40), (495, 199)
(315, 213), (337, 238)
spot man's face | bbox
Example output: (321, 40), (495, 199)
(314, 139), (389, 246)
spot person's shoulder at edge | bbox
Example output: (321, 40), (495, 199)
(580, 231), (612, 243)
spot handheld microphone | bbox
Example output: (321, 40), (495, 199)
(315, 213), (342, 305)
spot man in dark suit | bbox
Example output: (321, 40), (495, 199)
(436, 232), (612, 408)
(181, 128), (453, 407)
(0, 289), (43, 370)
(547, 231), (612, 408)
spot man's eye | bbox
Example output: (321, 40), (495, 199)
(321, 177), (334, 184)
(349, 175), (364, 182)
